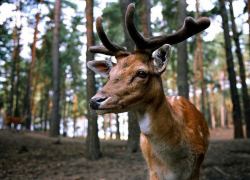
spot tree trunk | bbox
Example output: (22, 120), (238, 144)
(103, 114), (108, 139)
(229, 0), (250, 138)
(109, 113), (113, 139)
(62, 73), (67, 137)
(39, 84), (44, 131)
(31, 35), (46, 115)
(142, 0), (152, 38)
(248, 0), (250, 56)
(219, 0), (243, 138)
(126, 111), (140, 153)
(50, 0), (61, 137)
(196, 0), (206, 117)
(120, 0), (141, 153)
(210, 81), (216, 129)
(177, 0), (189, 99)
(85, 0), (101, 160)
(116, 113), (120, 140)
(220, 65), (227, 128)
(9, 23), (17, 117)
(193, 50), (198, 106)
(23, 0), (43, 130)
(44, 90), (49, 132)
(14, 26), (21, 117)
(73, 93), (77, 137)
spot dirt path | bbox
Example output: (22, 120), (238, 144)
(0, 129), (250, 180)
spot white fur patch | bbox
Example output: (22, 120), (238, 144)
(137, 112), (151, 135)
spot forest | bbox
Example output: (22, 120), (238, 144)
(0, 0), (250, 179)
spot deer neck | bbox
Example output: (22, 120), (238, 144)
(133, 79), (185, 145)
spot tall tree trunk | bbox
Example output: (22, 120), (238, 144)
(142, 0), (152, 38)
(62, 73), (67, 137)
(196, 0), (206, 116)
(50, 0), (61, 137)
(44, 90), (49, 132)
(31, 35), (46, 115)
(220, 65), (227, 128)
(219, 0), (243, 138)
(14, 25), (21, 117)
(229, 0), (250, 138)
(116, 113), (120, 140)
(177, 0), (189, 99)
(248, 0), (250, 56)
(120, 0), (141, 153)
(24, 0), (43, 129)
(9, 20), (18, 117)
(103, 114), (108, 139)
(193, 50), (198, 106)
(85, 0), (101, 160)
(39, 84), (44, 131)
(210, 80), (216, 129)
(73, 93), (77, 137)
(109, 113), (113, 139)
(126, 111), (140, 153)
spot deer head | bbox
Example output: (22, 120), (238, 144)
(87, 3), (210, 115)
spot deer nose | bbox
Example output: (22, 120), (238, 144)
(90, 97), (108, 110)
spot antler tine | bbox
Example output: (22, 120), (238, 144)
(125, 3), (211, 53)
(89, 45), (114, 56)
(147, 17), (210, 51)
(89, 16), (128, 56)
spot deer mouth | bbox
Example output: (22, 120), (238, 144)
(90, 96), (124, 114)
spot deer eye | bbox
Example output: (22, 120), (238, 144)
(137, 71), (148, 78)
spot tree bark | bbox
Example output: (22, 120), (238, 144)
(177, 0), (189, 99)
(193, 50), (198, 106)
(248, 0), (250, 56)
(116, 113), (120, 140)
(142, 0), (152, 38)
(23, 0), (43, 129)
(196, 0), (206, 117)
(219, 0), (243, 138)
(44, 90), (49, 132)
(120, 0), (141, 153)
(50, 0), (61, 137)
(62, 73), (67, 137)
(9, 20), (17, 117)
(126, 111), (140, 153)
(31, 35), (46, 115)
(85, 0), (101, 160)
(14, 25), (21, 117)
(210, 80), (216, 129)
(229, 0), (250, 138)
(220, 65), (228, 128)
(73, 93), (77, 137)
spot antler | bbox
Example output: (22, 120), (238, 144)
(89, 17), (129, 56)
(125, 3), (211, 53)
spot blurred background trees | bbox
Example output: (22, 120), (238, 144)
(0, 0), (250, 160)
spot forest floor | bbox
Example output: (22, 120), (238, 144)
(0, 128), (250, 180)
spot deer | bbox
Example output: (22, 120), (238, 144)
(87, 3), (210, 180)
(5, 115), (26, 129)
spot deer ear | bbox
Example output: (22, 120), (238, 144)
(87, 60), (114, 78)
(153, 44), (171, 75)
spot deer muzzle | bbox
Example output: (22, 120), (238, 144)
(90, 97), (108, 110)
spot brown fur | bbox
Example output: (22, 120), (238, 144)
(6, 116), (26, 128)
(90, 51), (209, 180)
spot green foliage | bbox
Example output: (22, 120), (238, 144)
(102, 2), (124, 45)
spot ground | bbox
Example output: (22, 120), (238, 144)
(0, 128), (250, 180)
